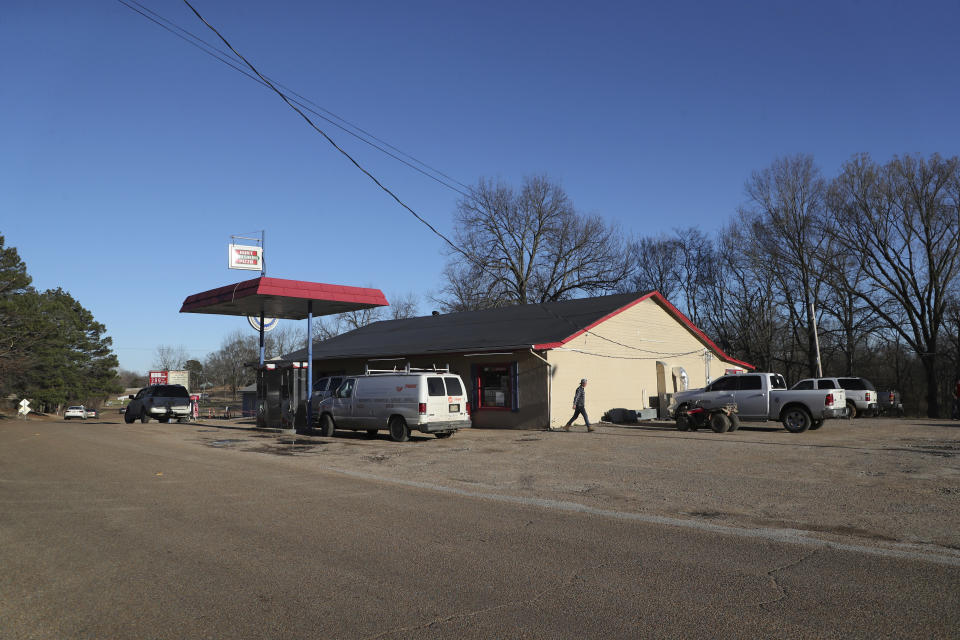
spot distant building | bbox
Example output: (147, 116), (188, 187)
(283, 292), (752, 429)
(240, 383), (257, 418)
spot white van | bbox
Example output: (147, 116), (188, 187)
(314, 367), (471, 441)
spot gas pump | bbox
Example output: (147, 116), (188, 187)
(256, 362), (309, 431)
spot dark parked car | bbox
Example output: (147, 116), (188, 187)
(876, 390), (903, 417)
(124, 384), (191, 423)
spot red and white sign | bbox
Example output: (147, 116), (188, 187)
(228, 243), (263, 271)
(149, 370), (168, 385)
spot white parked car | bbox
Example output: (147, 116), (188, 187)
(64, 406), (88, 420)
(315, 367), (471, 441)
(791, 377), (877, 418)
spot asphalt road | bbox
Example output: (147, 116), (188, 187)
(1, 416), (958, 639)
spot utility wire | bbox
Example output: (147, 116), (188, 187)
(127, 1), (725, 362)
(179, 0), (475, 261)
(117, 0), (473, 199)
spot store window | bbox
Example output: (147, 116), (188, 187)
(473, 363), (518, 411)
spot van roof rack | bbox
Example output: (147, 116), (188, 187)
(364, 363), (451, 375)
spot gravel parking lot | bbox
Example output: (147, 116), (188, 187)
(3, 413), (958, 638)
(157, 414), (960, 556)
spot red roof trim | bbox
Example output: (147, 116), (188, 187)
(532, 291), (754, 370)
(180, 277), (389, 314)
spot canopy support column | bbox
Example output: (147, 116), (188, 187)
(259, 307), (265, 367)
(306, 300), (313, 429)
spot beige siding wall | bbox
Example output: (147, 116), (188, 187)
(546, 298), (738, 428)
(310, 351), (548, 430)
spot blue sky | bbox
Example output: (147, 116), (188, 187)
(2, 0), (958, 373)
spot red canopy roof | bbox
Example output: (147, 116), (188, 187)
(180, 277), (388, 320)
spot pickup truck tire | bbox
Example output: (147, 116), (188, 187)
(158, 417), (170, 423)
(710, 413), (731, 433)
(389, 416), (410, 442)
(846, 401), (857, 419)
(435, 431), (454, 439)
(318, 414), (335, 437)
(782, 407), (812, 433)
(727, 414), (740, 432)
(809, 419), (825, 430)
(139, 410), (149, 424)
(124, 410), (135, 424)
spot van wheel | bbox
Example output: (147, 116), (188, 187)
(782, 407), (812, 433)
(710, 413), (731, 433)
(139, 410), (149, 424)
(846, 401), (857, 419)
(318, 414), (335, 437)
(809, 419), (825, 430)
(435, 431), (454, 439)
(365, 429), (378, 438)
(389, 416), (410, 442)
(727, 414), (740, 432)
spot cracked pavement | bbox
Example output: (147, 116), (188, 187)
(1, 415), (958, 638)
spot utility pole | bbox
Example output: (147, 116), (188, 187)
(811, 301), (823, 377)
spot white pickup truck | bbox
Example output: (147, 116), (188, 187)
(669, 372), (846, 433)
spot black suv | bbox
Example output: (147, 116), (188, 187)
(124, 384), (192, 423)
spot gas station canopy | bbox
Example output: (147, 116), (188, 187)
(179, 277), (388, 320)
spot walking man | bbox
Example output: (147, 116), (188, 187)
(564, 378), (593, 432)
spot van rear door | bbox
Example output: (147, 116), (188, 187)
(425, 376), (446, 418)
(443, 376), (468, 420)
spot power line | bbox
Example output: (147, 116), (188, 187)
(127, 1), (726, 361)
(116, 0), (473, 198)
(554, 347), (705, 360)
(174, 0), (475, 261)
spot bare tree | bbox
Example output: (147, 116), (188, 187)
(266, 324), (306, 359)
(438, 176), (631, 311)
(817, 251), (886, 375)
(828, 153), (960, 417)
(116, 368), (146, 389)
(203, 330), (258, 399)
(740, 155), (830, 377)
(673, 227), (720, 329)
(619, 235), (682, 301)
(152, 344), (189, 371)
(313, 291), (421, 341)
(702, 222), (781, 373)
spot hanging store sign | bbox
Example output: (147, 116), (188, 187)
(228, 244), (263, 271)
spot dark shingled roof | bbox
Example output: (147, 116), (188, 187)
(283, 292), (647, 361)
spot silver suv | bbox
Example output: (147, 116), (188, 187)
(124, 384), (192, 423)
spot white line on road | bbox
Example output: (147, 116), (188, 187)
(327, 466), (960, 568)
